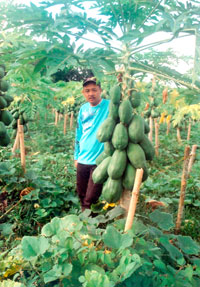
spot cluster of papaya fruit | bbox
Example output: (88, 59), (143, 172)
(92, 83), (155, 203)
(0, 65), (13, 147)
(144, 94), (160, 119)
(66, 101), (84, 118)
(10, 105), (30, 139)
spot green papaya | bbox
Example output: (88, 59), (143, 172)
(3, 94), (14, 103)
(104, 142), (114, 156)
(142, 164), (149, 182)
(11, 129), (17, 139)
(139, 134), (155, 161)
(102, 177), (122, 203)
(153, 98), (159, 107)
(129, 91), (141, 108)
(0, 67), (5, 79)
(128, 115), (144, 143)
(144, 119), (150, 134)
(0, 132), (10, 147)
(122, 163), (136, 190)
(0, 121), (7, 137)
(110, 85), (121, 104)
(0, 80), (9, 92)
(13, 111), (19, 120)
(107, 149), (127, 179)
(127, 143), (146, 169)
(112, 123), (128, 150)
(12, 119), (18, 129)
(97, 117), (116, 143)
(1, 110), (13, 126)
(108, 101), (119, 120)
(144, 109), (151, 118)
(0, 96), (7, 109)
(119, 99), (133, 125)
(151, 109), (160, 118)
(92, 156), (111, 184)
(23, 124), (28, 133)
(96, 152), (108, 166)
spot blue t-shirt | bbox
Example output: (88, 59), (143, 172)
(74, 99), (110, 165)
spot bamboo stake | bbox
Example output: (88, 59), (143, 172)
(70, 112), (74, 130)
(166, 121), (170, 135)
(124, 168), (144, 232)
(175, 146), (190, 233)
(148, 116), (153, 143)
(188, 145), (198, 175)
(63, 114), (68, 135)
(18, 123), (26, 173)
(55, 111), (59, 126)
(154, 119), (159, 157)
(12, 131), (20, 154)
(177, 127), (182, 143)
(187, 120), (192, 141)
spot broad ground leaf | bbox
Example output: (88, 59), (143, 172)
(103, 225), (133, 249)
(177, 235), (200, 255)
(42, 217), (61, 237)
(160, 236), (185, 265)
(22, 236), (49, 259)
(149, 210), (175, 231)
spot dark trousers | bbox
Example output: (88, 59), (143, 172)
(76, 163), (103, 211)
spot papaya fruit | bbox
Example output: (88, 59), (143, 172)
(127, 143), (146, 169)
(0, 96), (7, 109)
(122, 163), (136, 190)
(13, 111), (19, 120)
(110, 85), (121, 104)
(129, 91), (141, 108)
(12, 119), (18, 129)
(102, 177), (122, 203)
(0, 132), (10, 147)
(104, 141), (114, 156)
(0, 67), (5, 79)
(1, 110), (13, 126)
(108, 101), (119, 120)
(0, 121), (7, 137)
(128, 115), (144, 143)
(107, 149), (127, 179)
(144, 109), (151, 118)
(142, 164), (149, 182)
(112, 123), (128, 150)
(11, 129), (17, 139)
(0, 80), (9, 92)
(92, 156), (111, 184)
(118, 99), (133, 125)
(3, 94), (13, 103)
(96, 151), (108, 166)
(97, 117), (116, 143)
(151, 109), (160, 118)
(144, 119), (150, 134)
(139, 134), (155, 161)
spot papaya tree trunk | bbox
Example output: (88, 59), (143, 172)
(175, 146), (190, 233)
(148, 116), (153, 143)
(166, 120), (170, 135)
(154, 119), (159, 157)
(70, 112), (74, 130)
(177, 127), (182, 143)
(188, 144), (198, 175)
(63, 114), (68, 135)
(18, 121), (26, 173)
(12, 131), (20, 154)
(55, 111), (58, 126)
(124, 168), (144, 232)
(187, 120), (192, 141)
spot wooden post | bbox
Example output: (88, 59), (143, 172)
(175, 146), (190, 233)
(187, 120), (192, 141)
(154, 119), (159, 157)
(166, 121), (170, 135)
(70, 112), (74, 130)
(63, 114), (68, 135)
(188, 145), (198, 175)
(148, 116), (153, 143)
(177, 127), (182, 143)
(18, 123), (26, 173)
(55, 111), (58, 126)
(12, 131), (20, 154)
(124, 168), (144, 232)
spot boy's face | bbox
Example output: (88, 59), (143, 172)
(82, 83), (102, 106)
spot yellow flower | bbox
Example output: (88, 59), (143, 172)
(103, 203), (116, 210)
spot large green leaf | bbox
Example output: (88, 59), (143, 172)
(103, 225), (133, 249)
(22, 236), (50, 259)
(177, 235), (200, 255)
(149, 210), (175, 231)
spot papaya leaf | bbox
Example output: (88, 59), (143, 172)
(149, 210), (175, 231)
